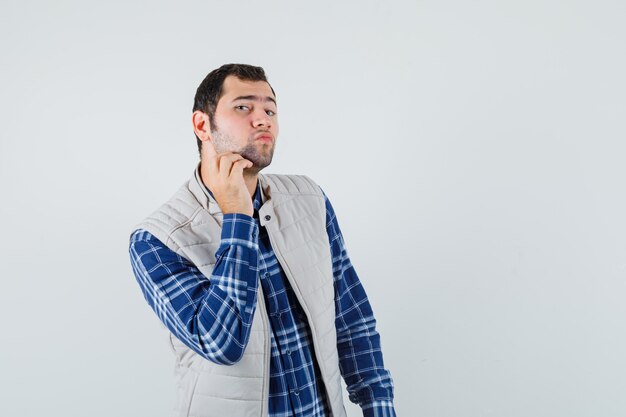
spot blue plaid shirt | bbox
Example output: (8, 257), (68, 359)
(129, 180), (396, 417)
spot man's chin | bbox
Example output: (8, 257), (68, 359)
(239, 148), (274, 172)
(245, 161), (272, 174)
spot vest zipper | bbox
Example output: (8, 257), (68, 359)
(255, 282), (271, 416)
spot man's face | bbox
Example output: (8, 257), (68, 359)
(209, 75), (279, 172)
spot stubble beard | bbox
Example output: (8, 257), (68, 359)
(211, 126), (275, 174)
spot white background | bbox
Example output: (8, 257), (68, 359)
(1, 1), (625, 416)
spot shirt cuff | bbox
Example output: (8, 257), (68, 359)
(220, 213), (259, 250)
(362, 400), (397, 417)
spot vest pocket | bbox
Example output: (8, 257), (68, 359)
(172, 365), (200, 417)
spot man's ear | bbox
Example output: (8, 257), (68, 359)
(192, 111), (212, 142)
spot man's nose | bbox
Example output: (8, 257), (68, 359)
(252, 110), (271, 128)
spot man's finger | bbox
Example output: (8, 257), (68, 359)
(217, 153), (244, 179)
(229, 158), (253, 178)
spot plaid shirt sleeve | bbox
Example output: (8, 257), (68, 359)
(322, 190), (397, 417)
(128, 213), (260, 365)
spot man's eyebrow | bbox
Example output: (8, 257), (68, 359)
(231, 95), (276, 105)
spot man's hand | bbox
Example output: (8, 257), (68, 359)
(204, 152), (254, 216)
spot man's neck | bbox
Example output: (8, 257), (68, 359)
(243, 173), (259, 198)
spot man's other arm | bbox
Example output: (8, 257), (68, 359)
(323, 189), (397, 417)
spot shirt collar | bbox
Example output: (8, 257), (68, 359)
(252, 182), (262, 211)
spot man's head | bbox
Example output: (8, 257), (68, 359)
(192, 64), (278, 173)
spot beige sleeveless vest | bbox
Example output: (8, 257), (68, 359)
(133, 166), (347, 417)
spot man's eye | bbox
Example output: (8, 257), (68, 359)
(266, 110), (276, 116)
(236, 105), (250, 111)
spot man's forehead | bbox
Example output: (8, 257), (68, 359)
(222, 76), (275, 101)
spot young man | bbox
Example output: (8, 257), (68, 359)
(129, 64), (396, 417)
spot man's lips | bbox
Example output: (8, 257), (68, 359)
(255, 133), (274, 143)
